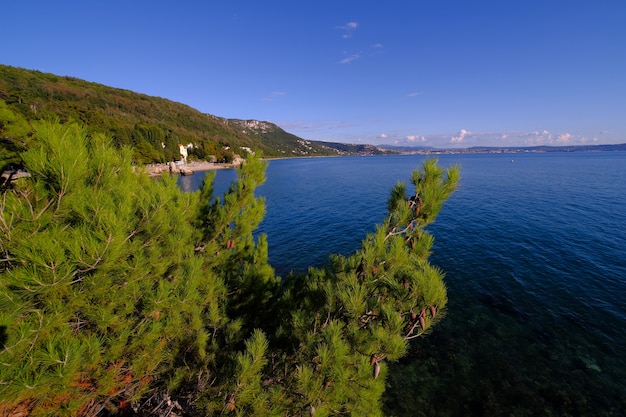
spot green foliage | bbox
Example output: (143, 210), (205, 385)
(0, 99), (32, 172)
(0, 120), (459, 416)
(1, 121), (230, 415)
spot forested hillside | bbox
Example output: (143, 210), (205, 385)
(0, 64), (375, 171)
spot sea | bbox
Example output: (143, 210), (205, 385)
(178, 152), (626, 417)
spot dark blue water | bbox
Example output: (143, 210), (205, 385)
(179, 152), (626, 416)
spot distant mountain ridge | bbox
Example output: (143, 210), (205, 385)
(222, 119), (391, 156)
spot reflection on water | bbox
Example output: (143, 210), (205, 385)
(178, 175), (195, 192)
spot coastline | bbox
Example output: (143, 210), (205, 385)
(144, 160), (238, 176)
(144, 155), (346, 176)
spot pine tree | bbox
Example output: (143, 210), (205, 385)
(0, 119), (459, 416)
(191, 158), (459, 416)
(0, 120), (230, 415)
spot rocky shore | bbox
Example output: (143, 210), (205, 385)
(144, 160), (238, 176)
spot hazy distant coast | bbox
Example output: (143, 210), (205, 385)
(381, 142), (626, 155)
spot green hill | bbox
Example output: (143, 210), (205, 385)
(1, 64), (384, 170)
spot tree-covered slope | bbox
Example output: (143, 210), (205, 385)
(0, 64), (361, 168)
(224, 119), (380, 157)
(308, 140), (391, 156)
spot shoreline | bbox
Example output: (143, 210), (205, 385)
(144, 155), (344, 176)
(144, 161), (238, 176)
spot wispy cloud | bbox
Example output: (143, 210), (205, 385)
(338, 53), (360, 64)
(262, 91), (286, 102)
(369, 43), (384, 57)
(407, 92), (422, 98)
(336, 21), (358, 39)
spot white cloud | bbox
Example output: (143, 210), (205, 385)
(407, 92), (422, 97)
(389, 129), (599, 148)
(338, 54), (360, 64)
(277, 123), (611, 149)
(520, 130), (554, 146)
(337, 21), (358, 38)
(407, 135), (426, 143)
(557, 133), (572, 143)
(451, 129), (469, 143)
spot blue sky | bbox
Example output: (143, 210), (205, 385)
(2, 1), (625, 148)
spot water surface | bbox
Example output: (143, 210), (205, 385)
(180, 152), (626, 416)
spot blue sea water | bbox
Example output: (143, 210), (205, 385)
(179, 152), (626, 416)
